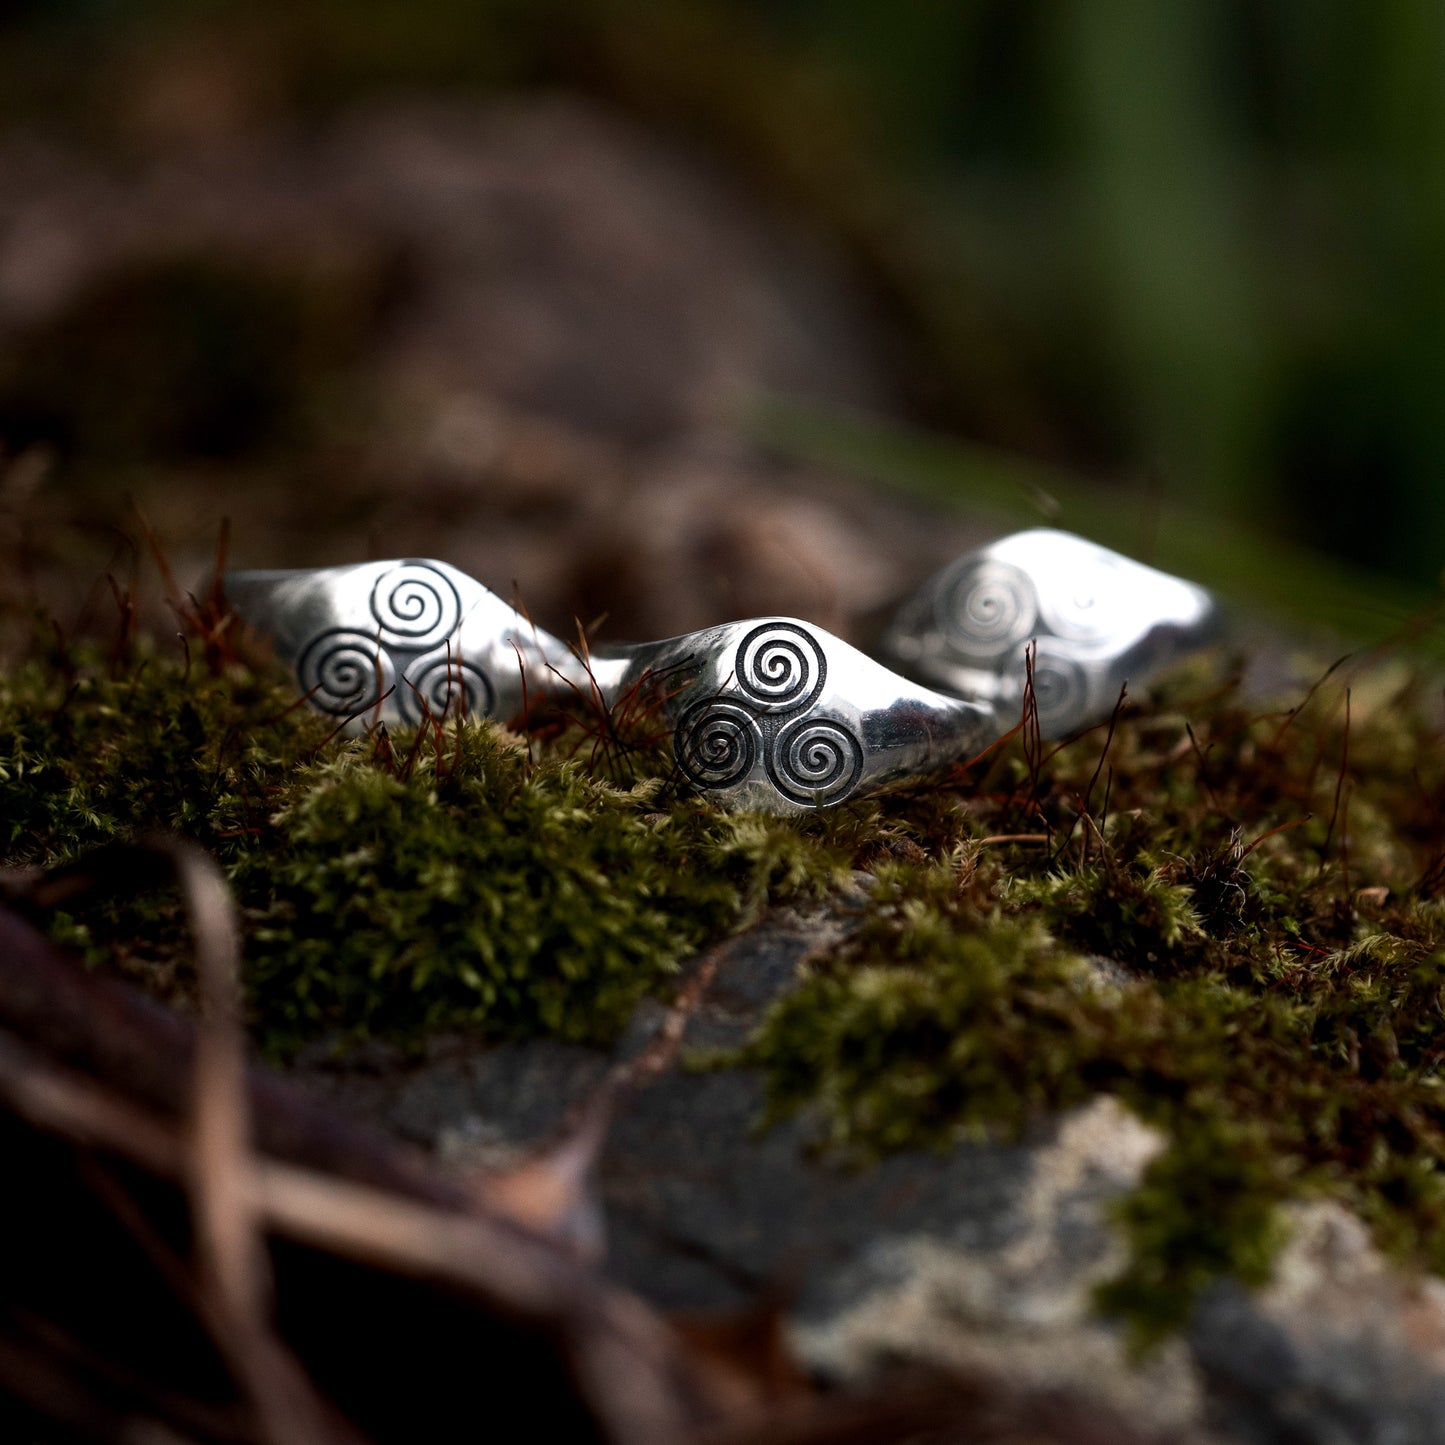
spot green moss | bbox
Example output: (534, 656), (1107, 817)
(1093, 1113), (1289, 1343)
(236, 732), (841, 1051)
(0, 645), (848, 1052)
(740, 861), (1101, 1149)
(0, 650), (327, 861)
(1004, 858), (1204, 966)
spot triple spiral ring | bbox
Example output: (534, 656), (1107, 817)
(296, 562), (492, 720)
(674, 622), (864, 807)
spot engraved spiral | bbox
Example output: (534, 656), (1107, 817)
(369, 562), (461, 648)
(940, 560), (1036, 657)
(675, 699), (759, 791)
(1036, 554), (1124, 643)
(735, 622), (826, 714)
(401, 652), (495, 724)
(297, 630), (396, 716)
(1029, 644), (1090, 735)
(768, 717), (864, 806)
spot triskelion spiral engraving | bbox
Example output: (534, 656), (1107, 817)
(401, 651), (495, 724)
(736, 622), (826, 713)
(297, 630), (396, 715)
(370, 562), (462, 649)
(672, 623), (865, 808)
(768, 717), (863, 805)
(675, 698), (759, 790)
(939, 560), (1036, 657)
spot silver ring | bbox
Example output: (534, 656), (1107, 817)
(224, 560), (575, 729)
(877, 528), (1220, 738)
(223, 559), (1000, 815)
(225, 531), (1219, 810)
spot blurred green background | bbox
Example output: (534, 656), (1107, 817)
(2, 0), (1444, 640)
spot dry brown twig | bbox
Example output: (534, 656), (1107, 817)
(0, 840), (721, 1442)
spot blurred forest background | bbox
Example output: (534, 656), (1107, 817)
(1, 0), (1443, 654)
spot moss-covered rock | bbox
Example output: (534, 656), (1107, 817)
(6, 638), (1445, 1347)
(734, 659), (1445, 1340)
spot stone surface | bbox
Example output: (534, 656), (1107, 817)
(792, 1097), (1202, 1436)
(1191, 1203), (1445, 1444)
(295, 911), (1445, 1444)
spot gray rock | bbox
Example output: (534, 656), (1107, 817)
(293, 912), (1445, 1444)
(1191, 1204), (1445, 1445)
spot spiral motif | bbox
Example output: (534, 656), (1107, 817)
(940, 560), (1037, 657)
(674, 699), (760, 791)
(401, 652), (495, 724)
(297, 630), (396, 716)
(1029, 644), (1090, 735)
(768, 717), (864, 806)
(369, 562), (462, 649)
(1036, 555), (1124, 643)
(735, 622), (826, 715)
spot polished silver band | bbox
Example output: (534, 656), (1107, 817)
(223, 530), (1218, 813)
(223, 559), (999, 815)
(878, 529), (1219, 739)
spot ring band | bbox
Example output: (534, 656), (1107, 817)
(225, 531), (1219, 810)
(223, 559), (999, 815)
(877, 529), (1220, 738)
